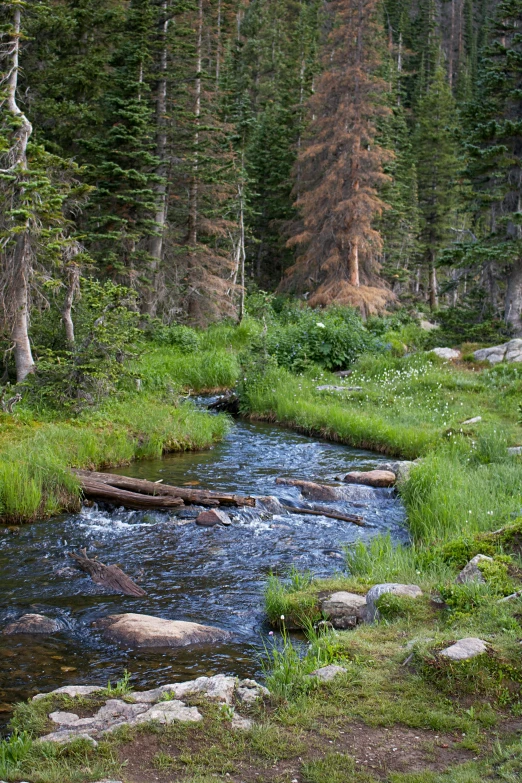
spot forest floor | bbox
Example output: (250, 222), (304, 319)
(3, 328), (522, 781)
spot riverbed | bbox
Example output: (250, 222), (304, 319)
(0, 417), (406, 726)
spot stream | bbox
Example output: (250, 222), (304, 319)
(0, 414), (407, 727)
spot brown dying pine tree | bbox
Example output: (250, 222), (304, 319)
(280, 0), (394, 314)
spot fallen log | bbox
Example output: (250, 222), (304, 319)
(280, 505), (366, 527)
(70, 549), (147, 597)
(80, 478), (184, 509)
(74, 469), (256, 508)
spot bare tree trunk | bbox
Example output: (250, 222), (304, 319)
(505, 257), (522, 335)
(187, 0), (203, 247)
(142, 0), (170, 316)
(216, 0), (222, 85)
(12, 234), (34, 382)
(429, 258), (439, 310)
(237, 184), (246, 322)
(349, 239), (360, 287)
(62, 263), (80, 345)
(2, 7), (35, 382)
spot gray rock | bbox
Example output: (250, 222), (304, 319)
(3, 613), (65, 635)
(508, 446), (522, 456)
(320, 592), (368, 629)
(455, 554), (493, 584)
(431, 347), (461, 361)
(39, 731), (98, 746)
(236, 679), (269, 704)
(316, 385), (363, 393)
(440, 638), (488, 661)
(33, 685), (104, 702)
(231, 714), (253, 730)
(379, 461), (414, 482)
(49, 711), (82, 726)
(132, 700), (202, 725)
(94, 613), (231, 648)
(310, 664), (347, 682)
(472, 340), (522, 365)
(167, 674), (237, 704)
(366, 583), (423, 622)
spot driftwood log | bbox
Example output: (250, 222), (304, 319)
(281, 504), (366, 527)
(70, 549), (147, 597)
(79, 477), (185, 510)
(74, 469), (256, 508)
(275, 477), (342, 502)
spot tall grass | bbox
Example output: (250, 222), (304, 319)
(137, 347), (240, 392)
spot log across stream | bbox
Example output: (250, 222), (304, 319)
(0, 416), (406, 727)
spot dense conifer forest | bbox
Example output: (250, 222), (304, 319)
(0, 0), (521, 383)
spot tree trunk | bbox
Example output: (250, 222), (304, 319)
(238, 183), (245, 322)
(12, 233), (34, 382)
(142, 0), (170, 316)
(505, 257), (522, 335)
(349, 239), (360, 287)
(429, 260), (439, 310)
(187, 0), (203, 247)
(3, 6), (35, 383)
(62, 263), (80, 345)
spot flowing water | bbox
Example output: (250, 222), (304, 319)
(0, 414), (406, 727)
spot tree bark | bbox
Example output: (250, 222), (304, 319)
(142, 0), (170, 316)
(62, 263), (80, 345)
(505, 257), (522, 335)
(187, 0), (203, 246)
(429, 260), (439, 310)
(3, 6), (35, 383)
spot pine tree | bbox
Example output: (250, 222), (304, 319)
(414, 61), (460, 309)
(465, 0), (522, 333)
(281, 0), (394, 313)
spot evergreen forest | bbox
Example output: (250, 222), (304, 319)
(0, 0), (521, 384)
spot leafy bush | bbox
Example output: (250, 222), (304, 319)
(152, 324), (201, 353)
(265, 306), (379, 371)
(0, 731), (33, 778)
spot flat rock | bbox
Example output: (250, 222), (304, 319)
(431, 347), (461, 361)
(3, 613), (65, 635)
(342, 470), (396, 488)
(33, 685), (104, 702)
(49, 711), (82, 726)
(231, 714), (253, 730)
(456, 554), (493, 584)
(131, 675), (266, 706)
(94, 613), (231, 647)
(39, 730), (98, 746)
(196, 509), (232, 527)
(508, 446), (522, 456)
(316, 385), (363, 392)
(132, 700), (202, 725)
(440, 637), (488, 661)
(366, 583), (423, 621)
(310, 664), (347, 682)
(320, 592), (367, 629)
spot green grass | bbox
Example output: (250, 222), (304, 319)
(0, 396), (229, 523)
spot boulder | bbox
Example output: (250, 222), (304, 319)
(94, 613), (231, 648)
(3, 613), (65, 635)
(473, 340), (522, 365)
(132, 700), (202, 725)
(366, 583), (423, 622)
(455, 554), (493, 584)
(256, 496), (286, 514)
(508, 446), (522, 457)
(320, 592), (368, 629)
(431, 347), (461, 361)
(196, 509), (232, 526)
(439, 637), (488, 661)
(342, 470), (396, 488)
(39, 731), (98, 747)
(310, 664), (347, 682)
(236, 679), (270, 704)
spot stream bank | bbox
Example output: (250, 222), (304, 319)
(0, 418), (406, 728)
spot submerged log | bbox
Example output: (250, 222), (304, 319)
(70, 549), (147, 597)
(280, 505), (366, 527)
(80, 477), (185, 510)
(74, 469), (256, 508)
